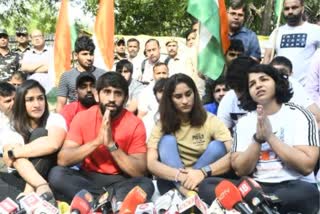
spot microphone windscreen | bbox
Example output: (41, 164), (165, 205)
(70, 189), (94, 214)
(119, 186), (147, 214)
(215, 179), (243, 210)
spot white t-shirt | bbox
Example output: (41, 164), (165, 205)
(232, 103), (319, 183)
(218, 79), (313, 129)
(266, 22), (320, 85)
(0, 113), (67, 153)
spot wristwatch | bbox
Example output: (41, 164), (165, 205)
(7, 149), (15, 159)
(253, 133), (265, 144)
(201, 165), (212, 177)
(107, 142), (119, 152)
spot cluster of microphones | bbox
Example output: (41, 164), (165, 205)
(0, 177), (282, 214)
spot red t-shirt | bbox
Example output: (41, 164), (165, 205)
(67, 105), (147, 174)
(60, 101), (88, 129)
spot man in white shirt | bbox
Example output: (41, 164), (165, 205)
(263, 0), (320, 85)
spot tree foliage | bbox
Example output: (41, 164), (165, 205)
(0, 0), (319, 37)
(0, 0), (58, 34)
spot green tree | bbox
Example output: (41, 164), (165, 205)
(0, 0), (58, 34)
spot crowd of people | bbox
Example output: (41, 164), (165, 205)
(0, 0), (319, 213)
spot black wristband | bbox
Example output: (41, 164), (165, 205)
(7, 149), (15, 159)
(253, 133), (265, 144)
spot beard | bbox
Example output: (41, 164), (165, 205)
(99, 102), (123, 119)
(284, 12), (303, 26)
(79, 94), (96, 108)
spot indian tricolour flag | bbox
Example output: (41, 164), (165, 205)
(187, 0), (230, 80)
(53, 0), (77, 86)
(274, 0), (284, 25)
(93, 0), (114, 71)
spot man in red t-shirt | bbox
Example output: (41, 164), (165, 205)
(48, 72), (154, 203)
(59, 72), (97, 129)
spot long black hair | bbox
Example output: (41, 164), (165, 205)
(159, 73), (207, 134)
(239, 64), (293, 111)
(11, 80), (49, 142)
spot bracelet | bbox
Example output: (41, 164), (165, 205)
(200, 168), (208, 177)
(174, 169), (182, 182)
(253, 133), (265, 144)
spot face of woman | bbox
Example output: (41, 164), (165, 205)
(25, 87), (46, 122)
(248, 72), (276, 105)
(172, 82), (194, 116)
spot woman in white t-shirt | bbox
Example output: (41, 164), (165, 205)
(232, 64), (319, 213)
(0, 80), (67, 202)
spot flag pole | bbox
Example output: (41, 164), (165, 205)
(270, 0), (284, 60)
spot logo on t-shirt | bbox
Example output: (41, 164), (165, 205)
(280, 33), (307, 48)
(192, 133), (205, 145)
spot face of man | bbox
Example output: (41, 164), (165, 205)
(99, 86), (127, 119)
(127, 41), (139, 58)
(0, 34), (9, 49)
(227, 7), (245, 33)
(166, 42), (178, 58)
(226, 50), (243, 65)
(8, 76), (24, 88)
(115, 41), (126, 54)
(213, 84), (228, 103)
(77, 80), (96, 108)
(16, 33), (29, 45)
(153, 65), (169, 81)
(186, 32), (196, 48)
(283, 0), (304, 26)
(145, 41), (160, 64)
(30, 30), (45, 50)
(0, 93), (15, 115)
(76, 50), (94, 71)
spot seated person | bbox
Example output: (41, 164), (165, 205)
(48, 72), (154, 203)
(137, 62), (169, 119)
(147, 73), (232, 196)
(60, 72), (97, 129)
(0, 80), (67, 201)
(7, 70), (26, 88)
(231, 64), (319, 213)
(115, 59), (145, 113)
(203, 77), (229, 115)
(144, 78), (167, 141)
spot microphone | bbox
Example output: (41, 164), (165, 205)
(237, 177), (275, 214)
(34, 200), (59, 214)
(135, 202), (156, 214)
(207, 199), (224, 214)
(0, 197), (19, 214)
(154, 189), (175, 213)
(70, 189), (94, 214)
(177, 192), (208, 214)
(93, 187), (115, 214)
(119, 186), (147, 214)
(215, 179), (253, 214)
(18, 192), (43, 214)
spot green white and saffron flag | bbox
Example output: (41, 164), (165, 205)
(187, 0), (230, 80)
(274, 0), (284, 24)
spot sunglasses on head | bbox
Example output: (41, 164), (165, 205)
(16, 33), (27, 37)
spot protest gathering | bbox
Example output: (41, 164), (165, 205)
(0, 0), (320, 213)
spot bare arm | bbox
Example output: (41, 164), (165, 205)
(10, 126), (66, 159)
(21, 63), (48, 73)
(147, 148), (182, 181)
(231, 141), (261, 176)
(109, 149), (147, 177)
(267, 134), (319, 175)
(126, 98), (138, 113)
(56, 96), (67, 113)
(262, 48), (273, 64)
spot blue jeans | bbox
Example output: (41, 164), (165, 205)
(157, 135), (227, 192)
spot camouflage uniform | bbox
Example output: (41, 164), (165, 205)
(13, 27), (30, 61)
(13, 46), (30, 61)
(0, 51), (20, 81)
